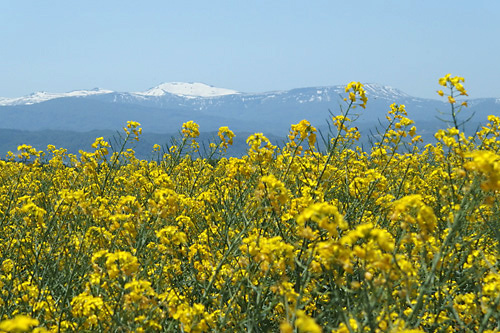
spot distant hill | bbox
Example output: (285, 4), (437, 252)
(1, 82), (499, 158)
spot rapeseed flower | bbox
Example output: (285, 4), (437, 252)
(0, 315), (41, 333)
(0, 76), (499, 331)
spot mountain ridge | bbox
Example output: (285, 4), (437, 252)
(0, 82), (440, 107)
(0, 81), (498, 136)
(0, 82), (498, 158)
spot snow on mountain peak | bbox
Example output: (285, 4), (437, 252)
(362, 83), (410, 98)
(137, 82), (240, 98)
(0, 88), (113, 106)
(0, 82), (414, 107)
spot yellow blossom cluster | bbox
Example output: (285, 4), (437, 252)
(0, 76), (499, 332)
(344, 81), (368, 109)
(437, 73), (468, 106)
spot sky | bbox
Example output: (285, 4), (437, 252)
(1, 0), (499, 99)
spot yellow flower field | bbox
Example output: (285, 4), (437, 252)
(0, 75), (499, 332)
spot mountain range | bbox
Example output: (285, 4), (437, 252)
(1, 82), (499, 157)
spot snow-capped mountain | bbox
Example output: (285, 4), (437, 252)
(135, 82), (240, 98)
(0, 81), (499, 158)
(0, 82), (411, 107)
(0, 82), (497, 135)
(0, 82), (240, 106)
(0, 88), (113, 106)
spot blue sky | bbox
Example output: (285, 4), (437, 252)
(1, 0), (499, 99)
